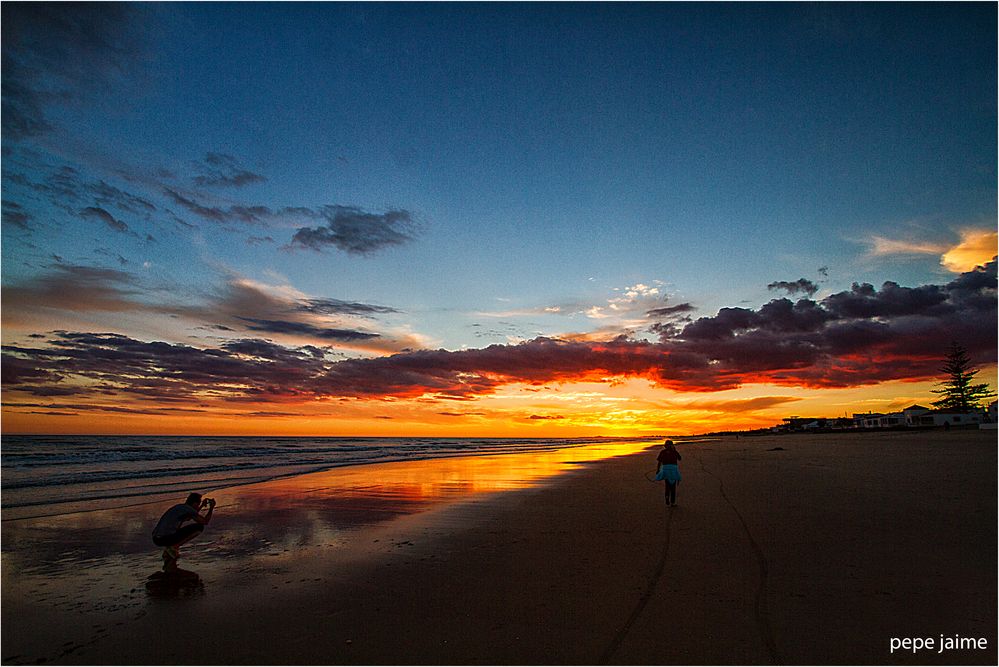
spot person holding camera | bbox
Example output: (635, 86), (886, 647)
(152, 492), (216, 570)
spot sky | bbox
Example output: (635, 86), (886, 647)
(2, 2), (996, 436)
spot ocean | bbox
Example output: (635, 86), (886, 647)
(1, 434), (654, 518)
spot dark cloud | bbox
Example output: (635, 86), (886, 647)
(80, 206), (130, 234)
(1, 200), (32, 230)
(821, 281), (950, 319)
(768, 278), (820, 297)
(1, 3), (145, 138)
(88, 180), (157, 215)
(6, 164), (157, 218)
(2, 263), (142, 314)
(94, 248), (130, 266)
(239, 318), (381, 342)
(163, 188), (271, 225)
(2, 400), (209, 416)
(162, 187), (421, 255)
(5, 154), (419, 257)
(192, 153), (266, 188)
(3, 262), (995, 402)
(3, 332), (331, 402)
(673, 396), (803, 413)
(646, 303), (695, 318)
(298, 298), (400, 317)
(5, 265), (406, 350)
(288, 206), (416, 255)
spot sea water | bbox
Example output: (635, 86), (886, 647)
(1, 435), (648, 517)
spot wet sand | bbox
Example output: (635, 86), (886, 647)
(2, 430), (995, 665)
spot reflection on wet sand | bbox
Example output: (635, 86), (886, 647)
(1, 441), (652, 664)
(2, 441), (651, 597)
(8, 441), (648, 557)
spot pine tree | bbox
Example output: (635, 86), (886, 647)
(930, 342), (995, 412)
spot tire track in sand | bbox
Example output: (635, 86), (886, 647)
(696, 451), (781, 664)
(598, 498), (675, 664)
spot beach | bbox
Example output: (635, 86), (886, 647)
(2, 430), (995, 665)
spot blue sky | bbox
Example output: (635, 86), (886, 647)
(2, 3), (996, 435)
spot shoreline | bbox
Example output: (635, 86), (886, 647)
(1, 435), (661, 522)
(2, 430), (996, 665)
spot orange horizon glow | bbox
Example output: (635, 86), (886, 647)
(4, 370), (994, 437)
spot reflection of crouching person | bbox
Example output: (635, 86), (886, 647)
(152, 492), (215, 570)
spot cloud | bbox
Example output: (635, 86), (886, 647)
(940, 229), (998, 273)
(867, 236), (946, 257)
(864, 227), (997, 274)
(192, 153), (266, 188)
(5, 163), (158, 219)
(665, 396), (803, 413)
(161, 190), (420, 255)
(1, 265), (413, 352)
(647, 303), (696, 318)
(1, 201), (33, 230)
(2, 332), (332, 401)
(767, 278), (819, 297)
(80, 206), (131, 234)
(1, 3), (145, 138)
(2, 263), (143, 316)
(298, 298), (400, 316)
(5, 152), (422, 257)
(239, 318), (381, 342)
(288, 206), (416, 254)
(4, 261), (995, 402)
(163, 188), (271, 225)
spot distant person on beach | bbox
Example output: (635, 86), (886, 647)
(655, 440), (682, 507)
(152, 492), (215, 569)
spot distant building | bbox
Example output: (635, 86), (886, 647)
(851, 405), (986, 429)
(902, 405), (930, 426)
(853, 412), (901, 428)
(780, 416), (854, 431)
(780, 403), (991, 433)
(911, 410), (987, 428)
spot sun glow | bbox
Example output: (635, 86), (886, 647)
(6, 365), (993, 437)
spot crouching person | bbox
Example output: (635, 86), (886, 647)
(152, 492), (215, 570)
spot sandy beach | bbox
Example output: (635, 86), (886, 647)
(2, 430), (995, 665)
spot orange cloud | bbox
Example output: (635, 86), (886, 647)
(940, 228), (998, 273)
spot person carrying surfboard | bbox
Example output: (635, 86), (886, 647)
(152, 492), (215, 570)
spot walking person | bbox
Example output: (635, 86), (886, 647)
(152, 492), (215, 570)
(655, 440), (682, 507)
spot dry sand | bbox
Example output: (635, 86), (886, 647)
(2, 429), (995, 665)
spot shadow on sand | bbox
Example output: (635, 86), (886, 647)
(145, 567), (204, 599)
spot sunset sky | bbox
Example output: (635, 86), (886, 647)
(2, 3), (996, 436)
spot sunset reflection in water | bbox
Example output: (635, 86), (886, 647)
(216, 440), (653, 533)
(3, 440), (654, 580)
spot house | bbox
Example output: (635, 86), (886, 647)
(853, 405), (987, 429)
(853, 412), (904, 428)
(901, 405), (931, 426)
(853, 412), (883, 429)
(912, 410), (988, 428)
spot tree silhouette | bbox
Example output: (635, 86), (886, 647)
(930, 342), (995, 411)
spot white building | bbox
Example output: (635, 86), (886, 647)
(853, 405), (987, 429)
